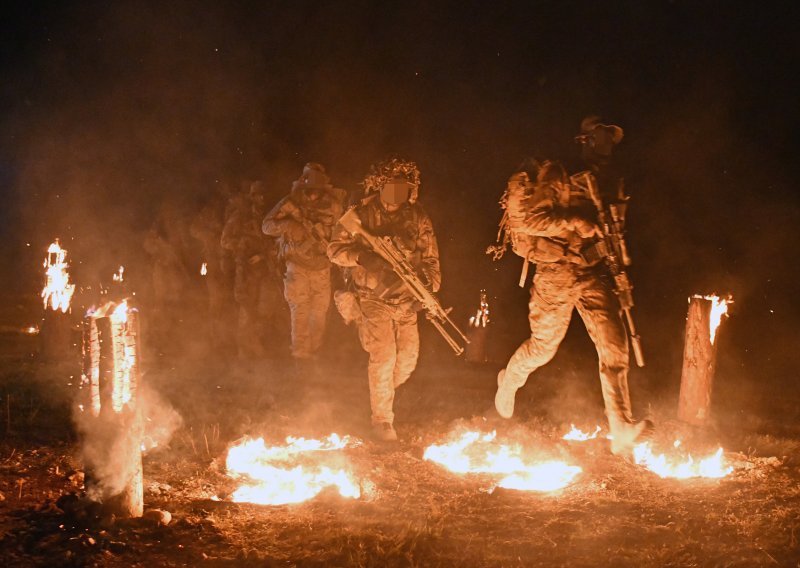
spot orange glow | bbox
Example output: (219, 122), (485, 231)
(633, 441), (733, 479)
(225, 435), (362, 505)
(469, 289), (490, 328)
(41, 239), (75, 313)
(693, 294), (732, 345)
(562, 425), (602, 441)
(424, 431), (581, 492)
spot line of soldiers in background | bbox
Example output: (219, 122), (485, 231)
(142, 164), (347, 366)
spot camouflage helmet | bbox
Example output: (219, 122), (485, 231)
(576, 115), (624, 145)
(362, 157), (420, 203)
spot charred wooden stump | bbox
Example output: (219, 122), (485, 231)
(678, 295), (728, 426)
(80, 301), (143, 518)
(465, 324), (489, 364)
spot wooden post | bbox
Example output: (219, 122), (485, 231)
(678, 296), (724, 425)
(465, 325), (489, 364)
(81, 302), (143, 518)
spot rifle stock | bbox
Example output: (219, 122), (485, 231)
(339, 208), (470, 355)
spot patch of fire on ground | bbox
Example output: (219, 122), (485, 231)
(0, 241), (797, 566)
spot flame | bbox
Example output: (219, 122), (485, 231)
(693, 294), (732, 345)
(225, 434), (362, 505)
(200, 262), (208, 276)
(41, 239), (76, 313)
(112, 266), (125, 282)
(562, 425), (602, 441)
(84, 300), (136, 414)
(423, 431), (581, 492)
(469, 289), (490, 328)
(633, 441), (733, 479)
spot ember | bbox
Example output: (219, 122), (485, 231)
(225, 435), (363, 505)
(424, 431), (581, 492)
(41, 239), (75, 313)
(633, 441), (733, 479)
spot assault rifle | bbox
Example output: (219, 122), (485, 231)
(338, 208), (470, 355)
(577, 172), (645, 367)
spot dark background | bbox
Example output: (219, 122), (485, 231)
(1, 1), (798, 416)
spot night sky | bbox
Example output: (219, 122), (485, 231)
(1, 2), (798, 399)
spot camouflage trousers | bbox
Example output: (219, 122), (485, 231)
(234, 260), (284, 359)
(283, 263), (331, 359)
(358, 298), (419, 425)
(503, 262), (633, 425)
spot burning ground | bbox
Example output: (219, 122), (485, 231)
(0, 307), (799, 568)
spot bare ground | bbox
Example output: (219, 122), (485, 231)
(0, 310), (799, 567)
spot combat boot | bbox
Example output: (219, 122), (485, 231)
(609, 418), (655, 456)
(372, 422), (398, 442)
(494, 369), (519, 419)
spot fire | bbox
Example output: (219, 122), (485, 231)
(200, 262), (208, 276)
(693, 294), (732, 344)
(423, 431), (581, 492)
(562, 425), (602, 441)
(469, 289), (490, 327)
(633, 441), (733, 479)
(225, 434), (362, 505)
(41, 239), (76, 313)
(83, 300), (138, 415)
(112, 266), (125, 282)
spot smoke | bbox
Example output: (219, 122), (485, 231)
(74, 383), (182, 501)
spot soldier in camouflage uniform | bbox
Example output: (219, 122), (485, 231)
(221, 181), (283, 360)
(327, 159), (440, 442)
(190, 181), (237, 356)
(494, 147), (651, 455)
(262, 163), (346, 362)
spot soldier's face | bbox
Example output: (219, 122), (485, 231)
(380, 180), (411, 211)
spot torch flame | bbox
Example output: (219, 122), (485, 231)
(225, 435), (362, 505)
(424, 430), (581, 492)
(112, 266), (125, 282)
(41, 239), (76, 313)
(693, 294), (732, 345)
(469, 289), (490, 328)
(633, 442), (733, 479)
(200, 262), (208, 276)
(562, 425), (602, 441)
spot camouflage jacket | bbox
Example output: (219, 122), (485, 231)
(262, 184), (346, 271)
(519, 178), (602, 267)
(327, 194), (441, 300)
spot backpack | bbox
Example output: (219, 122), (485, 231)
(486, 169), (539, 286)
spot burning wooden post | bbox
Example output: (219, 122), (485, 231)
(677, 295), (731, 426)
(465, 290), (490, 364)
(39, 239), (76, 360)
(80, 300), (143, 518)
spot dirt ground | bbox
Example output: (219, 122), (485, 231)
(1, 300), (799, 568)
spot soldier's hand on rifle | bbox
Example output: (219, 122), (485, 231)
(570, 217), (600, 239)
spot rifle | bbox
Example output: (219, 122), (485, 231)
(578, 172), (645, 367)
(338, 208), (470, 355)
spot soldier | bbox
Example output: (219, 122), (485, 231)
(494, 125), (651, 456)
(328, 159), (440, 442)
(262, 163), (346, 363)
(221, 180), (283, 361)
(143, 199), (192, 354)
(190, 180), (236, 355)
